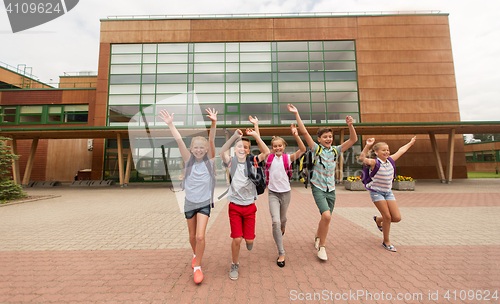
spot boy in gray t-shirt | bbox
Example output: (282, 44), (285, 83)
(219, 128), (269, 280)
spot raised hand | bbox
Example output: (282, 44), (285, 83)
(291, 123), (298, 136)
(159, 109), (174, 125)
(366, 138), (375, 146)
(246, 128), (257, 137)
(205, 108), (218, 122)
(345, 116), (354, 126)
(410, 136), (417, 144)
(287, 104), (298, 114)
(248, 115), (259, 125)
(234, 129), (243, 137)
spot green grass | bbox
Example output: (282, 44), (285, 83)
(467, 171), (500, 178)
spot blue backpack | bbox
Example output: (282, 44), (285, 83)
(361, 157), (396, 192)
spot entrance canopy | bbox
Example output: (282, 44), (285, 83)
(2, 121), (500, 186)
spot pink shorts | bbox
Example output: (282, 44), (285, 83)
(228, 202), (257, 240)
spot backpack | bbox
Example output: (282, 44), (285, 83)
(180, 154), (216, 207)
(298, 145), (337, 188)
(264, 153), (292, 185)
(361, 157), (396, 192)
(218, 155), (266, 200)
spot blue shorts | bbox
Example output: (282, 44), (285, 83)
(369, 189), (396, 202)
(185, 204), (211, 219)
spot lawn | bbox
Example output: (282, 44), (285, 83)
(467, 171), (500, 178)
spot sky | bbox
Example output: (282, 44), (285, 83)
(1, 0), (499, 122)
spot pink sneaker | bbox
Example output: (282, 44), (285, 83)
(194, 268), (203, 284)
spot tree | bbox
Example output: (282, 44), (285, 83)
(0, 137), (26, 202)
(473, 134), (500, 142)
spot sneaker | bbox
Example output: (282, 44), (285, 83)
(314, 237), (320, 250)
(382, 242), (397, 252)
(246, 242), (253, 251)
(193, 268), (203, 284)
(317, 246), (328, 261)
(191, 256), (196, 269)
(229, 263), (239, 280)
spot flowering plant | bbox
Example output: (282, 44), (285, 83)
(347, 176), (361, 182)
(394, 175), (414, 181)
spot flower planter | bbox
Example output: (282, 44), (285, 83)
(392, 180), (415, 191)
(344, 180), (366, 191)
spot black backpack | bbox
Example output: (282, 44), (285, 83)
(298, 145), (337, 188)
(180, 154), (216, 207)
(218, 155), (266, 200)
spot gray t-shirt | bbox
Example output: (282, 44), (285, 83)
(184, 159), (212, 210)
(227, 159), (257, 206)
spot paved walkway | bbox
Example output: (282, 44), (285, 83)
(0, 179), (499, 303)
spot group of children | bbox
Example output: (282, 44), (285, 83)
(159, 104), (416, 284)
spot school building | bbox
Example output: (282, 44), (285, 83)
(2, 12), (500, 185)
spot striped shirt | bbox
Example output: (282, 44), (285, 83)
(368, 158), (394, 192)
(311, 143), (341, 193)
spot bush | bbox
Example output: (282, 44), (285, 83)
(0, 137), (26, 202)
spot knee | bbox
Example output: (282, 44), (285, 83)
(392, 215), (401, 223)
(232, 238), (242, 246)
(321, 212), (332, 223)
(196, 234), (205, 243)
(381, 213), (392, 222)
(272, 221), (281, 229)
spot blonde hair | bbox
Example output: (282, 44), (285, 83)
(190, 136), (209, 149)
(368, 142), (389, 159)
(271, 136), (287, 147)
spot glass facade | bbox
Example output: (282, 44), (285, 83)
(106, 40), (361, 181)
(0, 105), (89, 125)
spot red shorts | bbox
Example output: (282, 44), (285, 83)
(228, 202), (257, 240)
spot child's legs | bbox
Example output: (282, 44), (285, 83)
(186, 216), (197, 253)
(312, 186), (335, 247)
(279, 191), (291, 229)
(229, 203), (244, 264)
(231, 237), (242, 264)
(268, 191), (286, 256)
(194, 211), (210, 267)
(373, 200), (399, 244)
(242, 204), (257, 245)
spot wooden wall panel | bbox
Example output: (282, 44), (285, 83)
(101, 20), (191, 32)
(358, 62), (455, 76)
(466, 162), (498, 173)
(357, 50), (453, 63)
(360, 100), (460, 114)
(464, 142), (500, 152)
(1, 90), (63, 105)
(91, 138), (105, 180)
(359, 88), (458, 101)
(61, 89), (96, 104)
(358, 24), (450, 38)
(15, 139), (48, 182)
(357, 37), (452, 51)
(190, 29), (273, 42)
(191, 19), (273, 30)
(361, 113), (460, 123)
(358, 75), (456, 89)
(100, 31), (191, 44)
(357, 15), (450, 26)
(274, 17), (357, 29)
(59, 76), (97, 88)
(45, 139), (93, 181)
(274, 28), (357, 41)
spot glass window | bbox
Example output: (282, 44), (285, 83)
(279, 102), (310, 113)
(311, 82), (325, 91)
(111, 54), (142, 64)
(240, 104), (272, 114)
(240, 83), (272, 93)
(226, 104), (239, 113)
(240, 42), (271, 52)
(309, 52), (323, 61)
(111, 44), (142, 54)
(278, 52), (309, 62)
(194, 53), (225, 63)
(195, 43), (224, 52)
(226, 83), (239, 93)
(194, 73), (225, 83)
(142, 84), (155, 94)
(195, 94), (225, 104)
(277, 42), (308, 51)
(64, 105), (88, 123)
(110, 65), (142, 74)
(194, 83), (224, 93)
(226, 43), (239, 52)
(157, 74), (187, 83)
(157, 84), (187, 94)
(324, 51), (355, 61)
(20, 106), (42, 114)
(108, 95), (141, 105)
(225, 93), (239, 103)
(327, 102), (359, 112)
(325, 72), (357, 81)
(194, 63), (225, 73)
(278, 82), (309, 92)
(109, 85), (141, 95)
(278, 72), (309, 82)
(240, 93), (272, 103)
(142, 54), (157, 64)
(158, 54), (188, 63)
(109, 105), (140, 116)
(324, 41), (355, 50)
(327, 92), (358, 102)
(142, 64), (156, 74)
(226, 63), (239, 72)
(157, 64), (187, 74)
(476, 152), (484, 161)
(47, 106), (62, 123)
(109, 75), (142, 84)
(465, 152), (473, 162)
(484, 151), (495, 162)
(143, 44), (157, 53)
(325, 61), (356, 71)
(240, 53), (271, 62)
(240, 73), (272, 82)
(278, 93), (310, 103)
(225, 53), (239, 62)
(158, 43), (188, 53)
(142, 75), (156, 84)
(240, 63), (272, 72)
(1, 106), (17, 123)
(326, 82), (358, 91)
(278, 62), (309, 72)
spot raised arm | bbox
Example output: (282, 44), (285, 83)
(219, 129), (243, 165)
(359, 137), (376, 169)
(290, 123), (306, 162)
(390, 136), (416, 161)
(246, 129), (270, 163)
(287, 104), (315, 149)
(248, 115), (260, 137)
(159, 110), (191, 163)
(205, 108), (218, 160)
(340, 116), (358, 152)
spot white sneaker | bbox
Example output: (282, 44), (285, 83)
(314, 237), (320, 250)
(317, 246), (328, 261)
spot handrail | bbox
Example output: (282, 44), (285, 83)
(106, 11), (443, 20)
